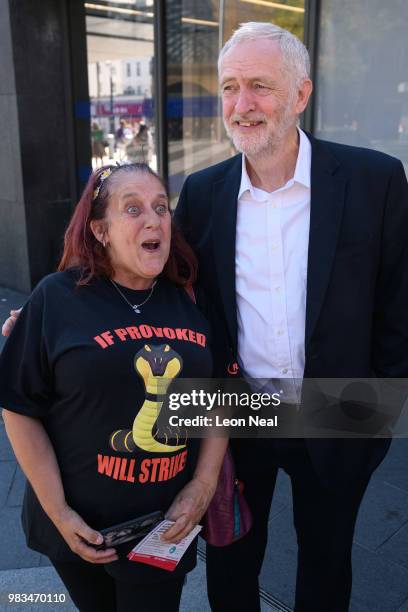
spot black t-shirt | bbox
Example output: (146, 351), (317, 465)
(0, 270), (213, 582)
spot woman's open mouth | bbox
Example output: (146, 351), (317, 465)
(141, 240), (160, 251)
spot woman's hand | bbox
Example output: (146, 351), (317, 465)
(162, 477), (217, 544)
(53, 505), (118, 564)
(163, 438), (228, 543)
(1, 308), (21, 337)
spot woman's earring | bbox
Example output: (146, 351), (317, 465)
(102, 239), (106, 248)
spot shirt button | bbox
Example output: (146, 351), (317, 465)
(271, 244), (279, 251)
(275, 286), (281, 292)
(277, 329), (284, 336)
(282, 368), (289, 374)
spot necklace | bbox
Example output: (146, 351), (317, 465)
(110, 279), (157, 314)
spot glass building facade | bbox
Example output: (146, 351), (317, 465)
(83, 0), (305, 200)
(1, 0), (407, 288)
(85, 1), (157, 169)
(315, 0), (408, 175)
(81, 0), (408, 199)
(164, 0), (305, 198)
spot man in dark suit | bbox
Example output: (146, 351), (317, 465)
(175, 22), (408, 612)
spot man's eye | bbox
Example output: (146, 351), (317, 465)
(222, 85), (235, 94)
(254, 84), (270, 94)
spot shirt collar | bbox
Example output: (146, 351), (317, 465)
(238, 127), (311, 200)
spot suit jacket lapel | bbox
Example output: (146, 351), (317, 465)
(305, 136), (347, 348)
(211, 156), (241, 353)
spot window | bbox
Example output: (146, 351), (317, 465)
(85, 1), (156, 169)
(165, 0), (305, 200)
(315, 0), (408, 176)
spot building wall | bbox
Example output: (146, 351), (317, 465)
(0, 1), (31, 292)
(0, 0), (90, 292)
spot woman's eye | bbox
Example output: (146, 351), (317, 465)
(127, 205), (140, 215)
(155, 204), (168, 215)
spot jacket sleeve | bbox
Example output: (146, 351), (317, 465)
(192, 284), (232, 379)
(0, 287), (53, 418)
(372, 159), (408, 377)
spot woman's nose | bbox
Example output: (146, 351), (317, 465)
(144, 210), (160, 228)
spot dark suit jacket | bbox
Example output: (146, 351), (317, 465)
(174, 134), (408, 486)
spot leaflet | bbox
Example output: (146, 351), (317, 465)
(127, 520), (202, 571)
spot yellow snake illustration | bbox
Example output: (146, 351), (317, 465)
(109, 344), (186, 453)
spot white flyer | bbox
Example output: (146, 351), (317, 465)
(127, 520), (202, 571)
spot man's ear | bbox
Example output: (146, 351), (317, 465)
(295, 78), (313, 115)
(90, 219), (107, 246)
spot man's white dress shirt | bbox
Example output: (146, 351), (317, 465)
(235, 129), (311, 401)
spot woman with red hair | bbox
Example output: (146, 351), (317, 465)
(0, 163), (227, 612)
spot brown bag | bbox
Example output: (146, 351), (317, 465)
(201, 447), (252, 546)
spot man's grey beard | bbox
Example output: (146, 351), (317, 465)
(223, 111), (297, 158)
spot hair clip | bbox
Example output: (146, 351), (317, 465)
(93, 167), (113, 201)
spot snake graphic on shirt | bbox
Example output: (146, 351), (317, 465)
(109, 344), (186, 453)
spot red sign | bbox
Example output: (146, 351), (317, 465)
(92, 101), (144, 117)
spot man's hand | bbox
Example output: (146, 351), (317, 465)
(162, 477), (216, 544)
(1, 309), (21, 337)
(52, 505), (118, 564)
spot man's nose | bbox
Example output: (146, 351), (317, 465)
(234, 88), (256, 114)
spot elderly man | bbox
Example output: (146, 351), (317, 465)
(175, 22), (408, 612)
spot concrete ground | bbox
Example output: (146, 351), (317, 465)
(1, 285), (408, 611)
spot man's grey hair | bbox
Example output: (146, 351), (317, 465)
(218, 22), (310, 87)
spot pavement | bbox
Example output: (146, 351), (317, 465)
(1, 284), (408, 611)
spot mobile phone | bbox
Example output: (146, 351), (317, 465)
(93, 510), (164, 550)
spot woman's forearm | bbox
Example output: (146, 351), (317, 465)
(193, 436), (229, 490)
(2, 409), (67, 523)
(2, 409), (117, 563)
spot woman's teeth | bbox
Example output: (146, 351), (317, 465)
(142, 241), (160, 251)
